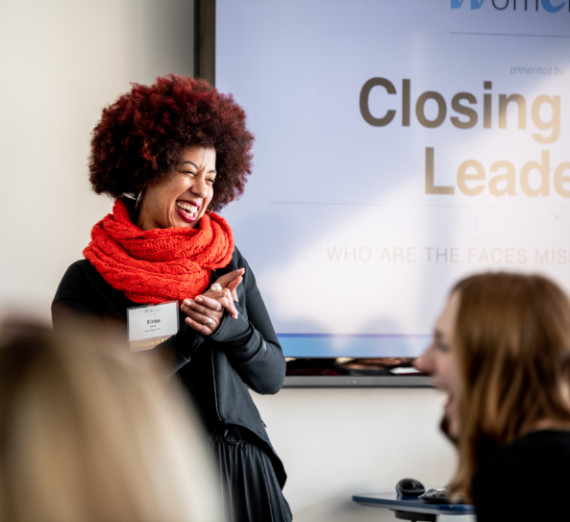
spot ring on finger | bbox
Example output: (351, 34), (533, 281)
(205, 317), (214, 326)
(210, 282), (223, 292)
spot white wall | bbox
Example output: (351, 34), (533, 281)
(0, 0), (196, 319)
(0, 2), (470, 520)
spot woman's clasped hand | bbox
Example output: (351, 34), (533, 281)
(181, 268), (245, 334)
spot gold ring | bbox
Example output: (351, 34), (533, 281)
(210, 283), (223, 292)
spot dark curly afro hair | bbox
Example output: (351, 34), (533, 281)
(89, 75), (254, 212)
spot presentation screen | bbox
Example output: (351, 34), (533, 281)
(213, 0), (570, 385)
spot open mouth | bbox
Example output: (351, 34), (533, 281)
(176, 201), (199, 222)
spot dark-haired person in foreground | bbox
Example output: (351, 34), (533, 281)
(52, 75), (291, 522)
(415, 271), (570, 522)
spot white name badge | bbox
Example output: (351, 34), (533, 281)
(127, 301), (179, 351)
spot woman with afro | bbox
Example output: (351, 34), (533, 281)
(52, 75), (291, 522)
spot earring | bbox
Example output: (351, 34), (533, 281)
(135, 190), (144, 209)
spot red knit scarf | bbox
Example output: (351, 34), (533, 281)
(83, 199), (234, 304)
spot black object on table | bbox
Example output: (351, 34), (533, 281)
(352, 491), (474, 521)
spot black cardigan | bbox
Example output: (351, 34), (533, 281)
(52, 248), (287, 486)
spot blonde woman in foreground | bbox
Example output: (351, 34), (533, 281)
(0, 319), (225, 522)
(416, 272), (570, 522)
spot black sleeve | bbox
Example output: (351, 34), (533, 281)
(209, 249), (286, 394)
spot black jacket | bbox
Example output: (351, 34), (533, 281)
(52, 248), (287, 486)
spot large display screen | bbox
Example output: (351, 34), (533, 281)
(213, 0), (570, 385)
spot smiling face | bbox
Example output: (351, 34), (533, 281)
(136, 146), (217, 231)
(415, 291), (462, 439)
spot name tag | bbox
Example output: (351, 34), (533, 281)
(127, 301), (179, 351)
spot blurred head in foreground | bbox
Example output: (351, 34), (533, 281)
(0, 319), (224, 522)
(416, 272), (570, 501)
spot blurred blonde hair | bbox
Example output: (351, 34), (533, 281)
(448, 272), (570, 501)
(0, 318), (224, 522)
